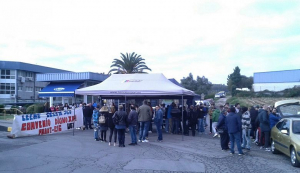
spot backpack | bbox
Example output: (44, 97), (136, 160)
(112, 112), (119, 125)
(99, 114), (106, 124)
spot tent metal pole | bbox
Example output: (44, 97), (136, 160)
(125, 95), (127, 112)
(100, 96), (102, 106)
(182, 95), (184, 141)
(73, 93), (76, 136)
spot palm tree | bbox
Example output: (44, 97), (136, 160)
(108, 52), (152, 74)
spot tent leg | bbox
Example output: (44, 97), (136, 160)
(125, 96), (127, 112)
(182, 95), (184, 141)
(73, 93), (76, 136)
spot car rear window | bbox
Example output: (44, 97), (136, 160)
(292, 121), (300, 134)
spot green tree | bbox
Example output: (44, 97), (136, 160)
(240, 75), (253, 90)
(227, 66), (242, 96)
(181, 73), (212, 95)
(108, 52), (151, 74)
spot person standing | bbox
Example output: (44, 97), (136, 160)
(208, 104), (215, 134)
(154, 105), (163, 142)
(226, 107), (244, 155)
(137, 100), (152, 142)
(113, 105), (127, 147)
(147, 102), (154, 134)
(188, 105), (197, 136)
(269, 108), (281, 129)
(197, 104), (205, 134)
(249, 106), (258, 140)
(127, 105), (138, 145)
(171, 103), (180, 134)
(99, 105), (109, 142)
(182, 106), (189, 136)
(258, 105), (271, 151)
(212, 105), (221, 137)
(108, 106), (117, 146)
(92, 105), (100, 141)
(83, 103), (93, 130)
(241, 107), (251, 150)
(166, 104), (173, 133)
(217, 109), (229, 151)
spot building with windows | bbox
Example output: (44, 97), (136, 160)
(253, 69), (300, 92)
(0, 61), (109, 105)
(37, 72), (108, 106)
(0, 61), (70, 104)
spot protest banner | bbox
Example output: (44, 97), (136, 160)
(10, 108), (83, 138)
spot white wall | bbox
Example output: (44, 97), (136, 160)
(253, 82), (300, 92)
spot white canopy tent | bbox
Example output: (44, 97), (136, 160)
(75, 73), (195, 97)
(75, 73), (195, 141)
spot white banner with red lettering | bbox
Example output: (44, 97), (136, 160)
(10, 108), (83, 138)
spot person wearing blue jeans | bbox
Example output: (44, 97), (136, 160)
(154, 106), (163, 141)
(229, 132), (243, 154)
(198, 118), (205, 133)
(127, 105), (138, 145)
(139, 121), (150, 142)
(242, 129), (251, 149)
(129, 126), (137, 144)
(197, 104), (205, 134)
(226, 107), (244, 155)
(137, 100), (152, 142)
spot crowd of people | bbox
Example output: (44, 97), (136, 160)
(213, 103), (281, 155)
(45, 100), (282, 153)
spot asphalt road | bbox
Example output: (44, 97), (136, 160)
(0, 124), (299, 173)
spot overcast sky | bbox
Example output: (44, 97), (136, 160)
(1, 0), (300, 84)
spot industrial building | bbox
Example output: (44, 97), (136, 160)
(0, 61), (109, 105)
(253, 69), (300, 92)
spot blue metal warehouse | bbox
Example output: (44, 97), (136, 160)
(253, 69), (300, 92)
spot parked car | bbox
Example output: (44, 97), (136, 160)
(270, 99), (300, 167)
(215, 91), (226, 98)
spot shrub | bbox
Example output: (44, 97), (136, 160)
(26, 104), (44, 114)
(205, 94), (215, 99)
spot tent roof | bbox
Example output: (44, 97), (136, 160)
(75, 73), (195, 96)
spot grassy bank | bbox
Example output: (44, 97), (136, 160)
(227, 97), (300, 108)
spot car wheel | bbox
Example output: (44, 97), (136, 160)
(271, 140), (279, 154)
(290, 147), (300, 167)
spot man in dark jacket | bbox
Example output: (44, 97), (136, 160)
(258, 105), (271, 151)
(197, 104), (205, 134)
(226, 107), (244, 155)
(269, 108), (281, 129)
(113, 105), (127, 147)
(127, 105), (138, 145)
(188, 105), (197, 136)
(249, 106), (258, 139)
(171, 103), (181, 134)
(217, 109), (229, 150)
(83, 103), (93, 130)
(137, 100), (152, 142)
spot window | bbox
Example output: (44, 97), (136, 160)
(26, 87), (33, 92)
(281, 119), (290, 133)
(0, 83), (16, 94)
(292, 121), (300, 134)
(26, 72), (33, 77)
(18, 86), (23, 91)
(35, 87), (42, 92)
(0, 70), (16, 79)
(276, 121), (283, 130)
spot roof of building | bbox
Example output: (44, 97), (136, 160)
(0, 61), (70, 73)
(36, 72), (109, 82)
(254, 69), (300, 83)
